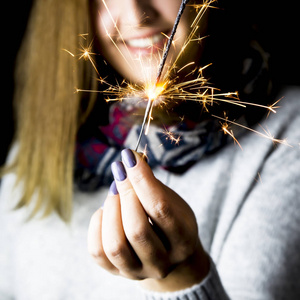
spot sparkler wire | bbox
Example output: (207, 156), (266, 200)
(135, 0), (190, 151)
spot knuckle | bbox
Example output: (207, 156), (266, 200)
(88, 245), (105, 260)
(105, 241), (127, 260)
(144, 260), (171, 279)
(181, 226), (198, 248)
(130, 170), (146, 185)
(152, 265), (170, 279)
(119, 186), (136, 199)
(127, 225), (150, 245)
(183, 239), (195, 253)
(130, 167), (155, 186)
(173, 236), (196, 262)
(152, 200), (171, 221)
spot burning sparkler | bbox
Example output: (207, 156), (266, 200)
(66, 0), (287, 151)
(135, 0), (191, 151)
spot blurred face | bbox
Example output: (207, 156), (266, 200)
(92, 0), (207, 84)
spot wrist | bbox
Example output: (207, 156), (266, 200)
(140, 241), (210, 293)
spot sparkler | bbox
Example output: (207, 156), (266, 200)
(66, 0), (288, 151)
(134, 0), (190, 151)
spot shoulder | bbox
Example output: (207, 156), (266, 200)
(215, 87), (300, 298)
(234, 86), (300, 211)
(234, 86), (300, 172)
(268, 86), (300, 143)
(257, 86), (300, 177)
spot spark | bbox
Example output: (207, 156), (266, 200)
(135, 0), (193, 151)
(266, 97), (282, 117)
(78, 39), (97, 69)
(68, 0), (285, 151)
(142, 144), (148, 161)
(62, 49), (75, 57)
(100, 16), (134, 71)
(219, 119), (242, 150)
(177, 62), (196, 74)
(78, 33), (89, 40)
(145, 82), (167, 101)
(255, 172), (263, 184)
(63, 37), (100, 77)
(162, 128), (182, 145)
(164, 0), (214, 80)
(212, 114), (291, 147)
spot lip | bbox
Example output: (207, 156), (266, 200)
(123, 30), (171, 55)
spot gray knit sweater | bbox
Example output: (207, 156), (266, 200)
(1, 86), (300, 300)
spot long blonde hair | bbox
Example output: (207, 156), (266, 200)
(4, 0), (97, 221)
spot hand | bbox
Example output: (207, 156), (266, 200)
(87, 149), (210, 292)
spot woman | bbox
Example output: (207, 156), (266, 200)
(1, 0), (300, 299)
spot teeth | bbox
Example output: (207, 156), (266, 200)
(127, 33), (164, 48)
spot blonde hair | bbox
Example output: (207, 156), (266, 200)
(4, 0), (97, 221)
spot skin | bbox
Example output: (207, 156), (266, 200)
(88, 0), (210, 292)
(88, 152), (210, 292)
(91, 0), (207, 84)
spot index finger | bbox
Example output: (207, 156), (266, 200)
(121, 149), (198, 262)
(121, 149), (166, 214)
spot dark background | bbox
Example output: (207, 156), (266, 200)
(239, 0), (299, 86)
(1, 1), (299, 165)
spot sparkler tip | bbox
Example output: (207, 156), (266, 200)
(145, 82), (166, 101)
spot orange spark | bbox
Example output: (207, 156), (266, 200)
(213, 114), (291, 147)
(221, 122), (242, 149)
(162, 128), (182, 145)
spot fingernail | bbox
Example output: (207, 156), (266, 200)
(109, 181), (118, 195)
(111, 161), (127, 182)
(121, 149), (137, 168)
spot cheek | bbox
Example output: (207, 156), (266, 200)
(154, 0), (182, 22)
(93, 6), (117, 44)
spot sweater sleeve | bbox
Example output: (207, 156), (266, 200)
(141, 257), (229, 300)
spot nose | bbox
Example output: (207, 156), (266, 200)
(120, 0), (159, 28)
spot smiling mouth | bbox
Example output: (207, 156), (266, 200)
(125, 32), (168, 50)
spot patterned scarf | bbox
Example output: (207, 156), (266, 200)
(75, 103), (227, 191)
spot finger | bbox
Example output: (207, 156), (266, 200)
(111, 158), (170, 278)
(121, 149), (198, 263)
(121, 194), (171, 279)
(101, 185), (142, 278)
(87, 207), (118, 274)
(121, 148), (172, 224)
(137, 151), (148, 163)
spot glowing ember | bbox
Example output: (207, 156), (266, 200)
(145, 83), (166, 102)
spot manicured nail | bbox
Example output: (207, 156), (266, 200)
(109, 181), (118, 195)
(121, 149), (137, 168)
(111, 161), (127, 182)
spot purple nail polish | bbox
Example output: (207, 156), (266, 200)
(109, 181), (118, 195)
(121, 149), (136, 168)
(111, 161), (127, 182)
